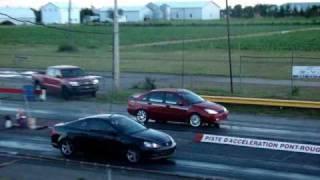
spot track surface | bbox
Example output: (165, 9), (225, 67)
(0, 99), (319, 179)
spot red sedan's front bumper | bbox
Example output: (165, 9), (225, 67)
(203, 112), (229, 123)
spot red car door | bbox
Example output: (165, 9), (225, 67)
(146, 92), (166, 121)
(163, 92), (189, 122)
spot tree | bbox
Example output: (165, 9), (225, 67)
(305, 6), (320, 17)
(254, 4), (268, 17)
(31, 8), (41, 23)
(232, 4), (242, 18)
(80, 8), (95, 23)
(242, 6), (254, 18)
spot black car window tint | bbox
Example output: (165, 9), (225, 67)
(88, 119), (115, 133)
(149, 92), (164, 103)
(141, 95), (148, 101)
(69, 120), (87, 130)
(165, 93), (179, 105)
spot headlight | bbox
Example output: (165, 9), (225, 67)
(223, 107), (228, 112)
(169, 136), (176, 146)
(205, 109), (218, 115)
(92, 79), (99, 85)
(69, 81), (79, 86)
(144, 141), (160, 148)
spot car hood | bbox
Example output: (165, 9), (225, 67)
(194, 101), (225, 111)
(131, 129), (171, 145)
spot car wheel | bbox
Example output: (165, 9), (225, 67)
(60, 139), (74, 158)
(189, 114), (202, 128)
(34, 81), (43, 90)
(61, 87), (71, 100)
(136, 110), (148, 124)
(213, 123), (220, 128)
(126, 148), (141, 163)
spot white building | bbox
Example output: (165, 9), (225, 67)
(97, 7), (127, 23)
(40, 2), (80, 24)
(0, 7), (35, 25)
(121, 6), (152, 22)
(166, 1), (220, 20)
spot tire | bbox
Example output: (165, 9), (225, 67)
(60, 139), (75, 158)
(213, 123), (220, 128)
(126, 148), (141, 163)
(189, 114), (202, 128)
(33, 81), (42, 90)
(136, 110), (148, 124)
(61, 87), (71, 100)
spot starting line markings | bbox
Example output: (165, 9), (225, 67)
(195, 134), (320, 155)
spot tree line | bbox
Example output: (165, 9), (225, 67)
(225, 4), (320, 18)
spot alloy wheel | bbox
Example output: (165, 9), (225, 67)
(126, 149), (140, 163)
(136, 110), (148, 123)
(190, 114), (202, 127)
(60, 140), (74, 157)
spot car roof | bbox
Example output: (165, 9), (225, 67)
(49, 65), (80, 69)
(79, 114), (125, 121)
(150, 88), (188, 93)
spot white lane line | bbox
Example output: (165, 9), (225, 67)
(221, 124), (320, 139)
(0, 140), (52, 152)
(195, 134), (320, 155)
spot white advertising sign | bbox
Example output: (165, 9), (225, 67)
(292, 66), (320, 79)
(197, 134), (320, 155)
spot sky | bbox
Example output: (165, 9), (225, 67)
(0, 0), (319, 9)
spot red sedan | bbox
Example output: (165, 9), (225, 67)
(128, 89), (228, 128)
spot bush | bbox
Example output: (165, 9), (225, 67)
(57, 44), (78, 52)
(132, 77), (156, 90)
(291, 86), (300, 96)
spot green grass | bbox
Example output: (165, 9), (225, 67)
(0, 19), (319, 101)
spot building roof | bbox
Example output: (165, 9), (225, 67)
(40, 2), (80, 10)
(157, 1), (220, 9)
(0, 7), (35, 19)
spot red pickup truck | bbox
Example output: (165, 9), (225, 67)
(32, 65), (99, 99)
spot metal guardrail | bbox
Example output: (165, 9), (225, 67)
(203, 96), (320, 109)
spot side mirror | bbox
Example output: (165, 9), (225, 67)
(177, 100), (184, 106)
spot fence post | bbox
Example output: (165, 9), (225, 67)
(239, 56), (243, 94)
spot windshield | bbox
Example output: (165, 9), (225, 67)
(61, 68), (85, 78)
(180, 90), (205, 105)
(110, 115), (146, 134)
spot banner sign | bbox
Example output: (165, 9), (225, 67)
(292, 66), (320, 79)
(196, 134), (320, 155)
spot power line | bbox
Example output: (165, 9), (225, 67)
(0, 12), (109, 36)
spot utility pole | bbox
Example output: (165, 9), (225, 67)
(68, 0), (71, 25)
(68, 0), (73, 46)
(113, 0), (120, 90)
(181, 8), (185, 88)
(226, 0), (234, 94)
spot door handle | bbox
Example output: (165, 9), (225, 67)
(148, 102), (152, 105)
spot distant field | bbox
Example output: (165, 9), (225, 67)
(0, 23), (319, 49)
(0, 18), (319, 100)
(0, 20), (319, 78)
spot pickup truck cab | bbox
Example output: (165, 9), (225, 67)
(32, 65), (99, 99)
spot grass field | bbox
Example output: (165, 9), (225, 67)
(0, 18), (319, 100)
